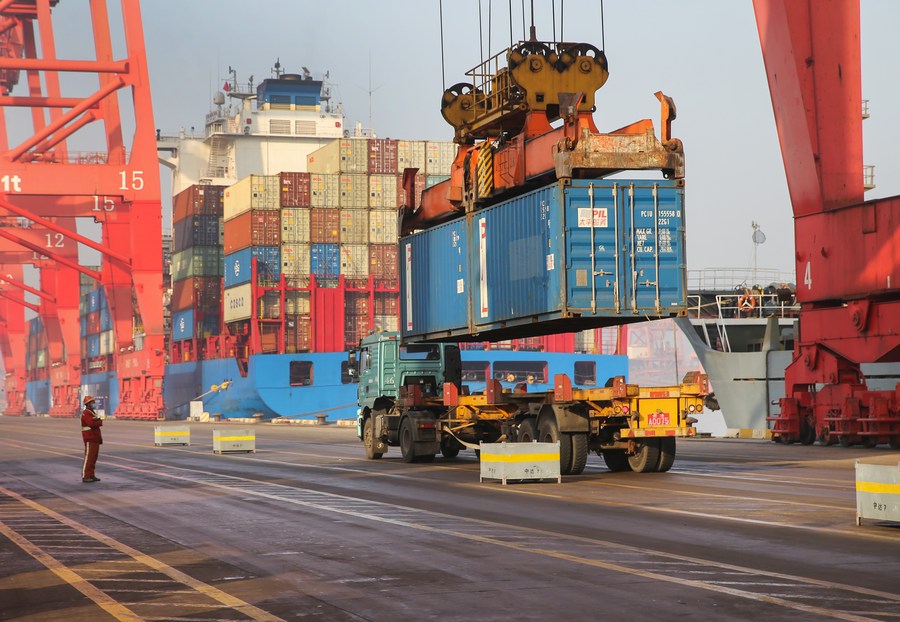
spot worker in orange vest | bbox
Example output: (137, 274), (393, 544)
(81, 396), (103, 483)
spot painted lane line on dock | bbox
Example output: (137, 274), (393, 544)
(0, 436), (886, 542)
(61, 453), (900, 622)
(0, 485), (286, 622)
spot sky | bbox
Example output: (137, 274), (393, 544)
(47, 1), (900, 277)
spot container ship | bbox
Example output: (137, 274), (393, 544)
(15, 66), (625, 421)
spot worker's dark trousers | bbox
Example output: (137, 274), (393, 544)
(82, 441), (100, 479)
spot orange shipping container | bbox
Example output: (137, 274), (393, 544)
(310, 208), (340, 244)
(374, 291), (399, 316)
(224, 210), (281, 253)
(369, 244), (399, 282)
(173, 184), (225, 222)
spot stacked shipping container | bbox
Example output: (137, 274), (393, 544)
(170, 184), (225, 358)
(175, 137), (455, 359)
(78, 286), (116, 373)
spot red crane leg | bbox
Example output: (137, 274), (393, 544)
(753, 0), (864, 217)
(0, 265), (27, 415)
(0, 0), (165, 421)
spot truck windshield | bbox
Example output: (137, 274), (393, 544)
(399, 344), (441, 360)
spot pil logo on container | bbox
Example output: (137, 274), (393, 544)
(178, 316), (186, 333)
(231, 259), (241, 278)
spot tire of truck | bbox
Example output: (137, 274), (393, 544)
(568, 433), (589, 475)
(364, 416), (384, 460)
(517, 418), (537, 443)
(440, 437), (461, 459)
(601, 450), (632, 472)
(628, 439), (661, 473)
(399, 417), (417, 463)
(538, 416), (573, 475)
(655, 437), (676, 472)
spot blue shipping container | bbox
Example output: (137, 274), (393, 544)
(172, 308), (194, 341)
(400, 218), (469, 338)
(88, 289), (100, 313)
(80, 314), (88, 337)
(310, 244), (340, 277)
(401, 179), (686, 342)
(99, 305), (112, 331)
(224, 246), (281, 288)
(87, 334), (101, 358)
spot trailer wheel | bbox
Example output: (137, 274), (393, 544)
(399, 417), (417, 463)
(440, 437), (461, 458)
(539, 416), (573, 475)
(601, 450), (632, 472)
(568, 433), (588, 475)
(364, 416), (384, 460)
(655, 437), (676, 472)
(628, 439), (661, 473)
(517, 418), (537, 443)
(889, 437), (900, 450)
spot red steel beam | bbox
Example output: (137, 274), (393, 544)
(0, 271), (52, 300)
(0, 196), (130, 264)
(0, 289), (39, 312)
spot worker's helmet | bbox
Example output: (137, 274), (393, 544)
(83, 396), (95, 405)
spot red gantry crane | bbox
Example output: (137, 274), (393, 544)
(0, 0), (164, 419)
(754, 0), (900, 447)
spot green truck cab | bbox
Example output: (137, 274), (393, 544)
(349, 331), (462, 461)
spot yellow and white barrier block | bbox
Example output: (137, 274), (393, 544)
(855, 461), (900, 525)
(479, 441), (561, 485)
(213, 428), (256, 454)
(154, 425), (191, 446)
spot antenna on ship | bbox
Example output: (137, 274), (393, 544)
(272, 58), (283, 78)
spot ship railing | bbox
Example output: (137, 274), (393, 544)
(687, 268), (795, 292)
(713, 293), (800, 320)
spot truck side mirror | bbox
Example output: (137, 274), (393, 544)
(347, 350), (358, 377)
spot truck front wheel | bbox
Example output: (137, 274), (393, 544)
(364, 416), (384, 460)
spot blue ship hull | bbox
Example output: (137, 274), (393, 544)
(29, 351), (628, 421)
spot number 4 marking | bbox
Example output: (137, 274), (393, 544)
(804, 261), (812, 290)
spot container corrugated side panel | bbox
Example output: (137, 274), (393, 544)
(472, 184), (563, 328)
(310, 174), (340, 207)
(310, 208), (340, 244)
(369, 244), (399, 283)
(339, 209), (369, 244)
(368, 175), (400, 208)
(306, 139), (341, 174)
(369, 210), (399, 244)
(401, 218), (469, 340)
(563, 179), (685, 316)
(281, 243), (311, 276)
(310, 244), (340, 277)
(224, 247), (279, 287)
(285, 291), (311, 315)
(281, 208), (311, 244)
(172, 308), (194, 341)
(338, 174), (368, 208)
(340, 245), (369, 278)
(398, 140), (426, 173)
(224, 283), (253, 322)
(279, 172), (311, 207)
